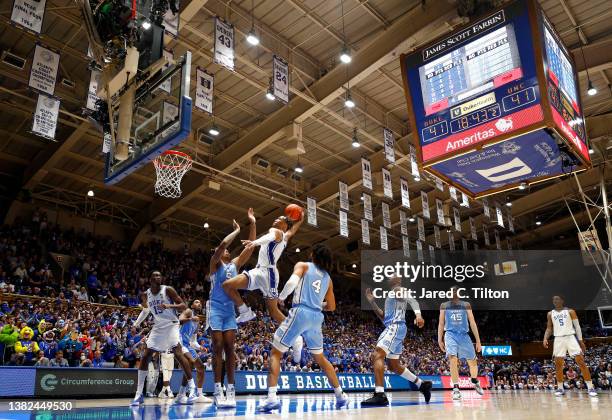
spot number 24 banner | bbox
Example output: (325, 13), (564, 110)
(273, 55), (289, 104)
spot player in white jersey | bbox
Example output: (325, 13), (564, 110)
(361, 276), (432, 406)
(130, 271), (196, 405)
(543, 295), (597, 397)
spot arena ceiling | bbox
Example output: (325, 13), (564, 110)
(1, 0), (612, 268)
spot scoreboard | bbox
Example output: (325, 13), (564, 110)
(401, 0), (590, 198)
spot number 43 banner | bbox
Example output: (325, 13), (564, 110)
(214, 17), (234, 71)
(273, 55), (289, 104)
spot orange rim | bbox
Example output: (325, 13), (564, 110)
(154, 150), (192, 169)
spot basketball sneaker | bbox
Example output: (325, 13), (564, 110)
(257, 398), (281, 412)
(360, 392), (389, 406)
(213, 392), (226, 407)
(194, 394), (213, 403)
(292, 336), (304, 364)
(159, 387), (174, 399)
(237, 307), (256, 323)
(419, 380), (433, 403)
(336, 392), (349, 408)
(588, 389), (598, 397)
(130, 394), (144, 406)
(554, 389), (565, 396)
(452, 388), (462, 400)
(473, 381), (484, 396)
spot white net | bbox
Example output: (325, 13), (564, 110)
(153, 150), (192, 198)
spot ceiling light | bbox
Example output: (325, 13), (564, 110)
(246, 29), (260, 46)
(141, 20), (151, 30)
(535, 220), (542, 226)
(344, 92), (355, 108)
(339, 46), (352, 63)
(589, 148), (595, 155)
(408, 216), (416, 223)
(208, 125), (220, 136)
(295, 248), (300, 253)
(265, 88), (275, 101)
(518, 182), (527, 190)
(203, 222), (210, 229)
(414, 176), (420, 182)
(87, 189), (94, 197)
(587, 80), (597, 96)
(351, 263), (357, 268)
(351, 129), (360, 148)
(295, 162), (303, 173)
(506, 202), (512, 207)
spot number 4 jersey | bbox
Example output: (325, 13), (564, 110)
(292, 262), (330, 311)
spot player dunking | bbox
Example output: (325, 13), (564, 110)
(362, 277), (432, 406)
(437, 286), (484, 400)
(543, 295), (597, 397)
(207, 208), (256, 407)
(258, 244), (348, 411)
(131, 271), (195, 405)
(176, 300), (211, 404)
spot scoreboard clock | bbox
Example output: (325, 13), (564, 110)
(401, 0), (590, 198)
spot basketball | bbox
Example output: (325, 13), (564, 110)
(285, 204), (304, 221)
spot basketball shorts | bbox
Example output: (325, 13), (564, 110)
(244, 266), (279, 299)
(273, 306), (324, 354)
(146, 322), (180, 353)
(376, 323), (407, 359)
(207, 300), (238, 332)
(445, 331), (476, 360)
(553, 335), (582, 358)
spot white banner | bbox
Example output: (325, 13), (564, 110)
(417, 217), (425, 241)
(380, 226), (388, 251)
(434, 225), (441, 248)
(402, 235), (410, 258)
(421, 191), (430, 219)
(363, 193), (373, 222)
(453, 207), (461, 232)
(382, 202), (391, 229)
(158, 50), (174, 94)
(273, 55), (289, 104)
(11, 0), (46, 34)
(361, 219), (370, 245)
(383, 128), (395, 163)
(29, 44), (59, 96)
(161, 101), (179, 138)
(416, 240), (424, 262)
(496, 203), (505, 227)
(484, 227), (490, 246)
(482, 198), (490, 219)
(339, 210), (349, 238)
(449, 186), (458, 202)
(163, 9), (179, 38)
(382, 168), (393, 199)
(429, 244), (436, 263)
(495, 230), (501, 250)
(448, 231), (455, 251)
(399, 210), (408, 235)
(195, 68), (214, 114)
(102, 132), (111, 154)
(307, 197), (317, 227)
(400, 177), (410, 208)
(462, 238), (468, 251)
(214, 17), (234, 71)
(32, 94), (59, 140)
(361, 158), (373, 190)
(435, 177), (444, 191)
(435, 198), (445, 226)
(508, 211), (514, 233)
(469, 216), (477, 241)
(339, 181), (349, 211)
(410, 146), (420, 179)
(86, 69), (101, 111)
(461, 192), (470, 208)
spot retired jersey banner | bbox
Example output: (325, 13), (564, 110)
(382, 168), (393, 199)
(102, 132), (111, 154)
(482, 198), (491, 219)
(429, 244), (436, 263)
(361, 158), (373, 190)
(421, 191), (430, 219)
(339, 181), (349, 211)
(361, 219), (370, 245)
(339, 210), (349, 238)
(435, 177), (444, 192)
(11, 0), (46, 34)
(508, 211), (515, 233)
(462, 238), (468, 252)
(273, 55), (289, 104)
(400, 177), (410, 208)
(307, 197), (317, 226)
(214, 17), (234, 71)
(402, 235), (410, 258)
(382, 202), (391, 229)
(416, 239), (424, 262)
(495, 230), (501, 250)
(461, 192), (470, 208)
(410, 145), (420, 178)
(449, 186), (458, 202)
(86, 69), (101, 111)
(158, 50), (174, 94)
(195, 68), (214, 114)
(363, 193), (373, 221)
(435, 198), (445, 226)
(453, 207), (461, 232)
(434, 225), (441, 248)
(383, 128), (395, 163)
(399, 210), (408, 235)
(32, 94), (59, 140)
(29, 44), (59, 96)
(417, 217), (425, 241)
(380, 226), (388, 251)
(483, 227), (490, 246)
(448, 231), (455, 251)
(496, 203), (505, 227)
(163, 9), (179, 38)
(469, 216), (477, 241)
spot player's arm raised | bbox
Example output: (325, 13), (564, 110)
(466, 302), (482, 352)
(209, 220), (241, 275)
(242, 226), (283, 250)
(543, 311), (553, 348)
(284, 212), (304, 243)
(162, 287), (187, 312)
(438, 303), (446, 352)
(569, 309), (586, 353)
(322, 279), (336, 312)
(133, 293), (150, 328)
(279, 262), (308, 302)
(365, 288), (384, 321)
(233, 208), (257, 270)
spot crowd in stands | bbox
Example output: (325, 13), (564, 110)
(0, 215), (611, 391)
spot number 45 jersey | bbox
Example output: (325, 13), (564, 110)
(292, 262), (330, 311)
(443, 300), (470, 334)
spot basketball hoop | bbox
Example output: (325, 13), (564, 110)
(153, 150), (192, 198)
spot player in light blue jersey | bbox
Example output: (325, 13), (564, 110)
(207, 208), (256, 407)
(258, 244), (348, 412)
(438, 286), (484, 400)
(361, 276), (432, 406)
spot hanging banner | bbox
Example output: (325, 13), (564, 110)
(462, 238), (468, 252)
(29, 44), (59, 96)
(469, 217), (477, 241)
(448, 231), (455, 251)
(483, 227), (490, 246)
(429, 244), (436, 263)
(399, 210), (408, 236)
(214, 17), (234, 71)
(421, 191), (430, 219)
(11, 0), (47, 34)
(102, 132), (111, 154)
(361, 219), (370, 245)
(417, 217), (425, 242)
(402, 235), (410, 258)
(400, 177), (410, 208)
(163, 9), (179, 38)
(453, 207), (461, 232)
(434, 177), (444, 192)
(382, 168), (393, 199)
(339, 210), (349, 238)
(482, 198), (491, 219)
(86, 69), (101, 111)
(339, 181), (349, 211)
(495, 230), (501, 250)
(380, 226), (388, 251)
(461, 192), (470, 208)
(273, 55), (289, 104)
(307, 197), (317, 227)
(434, 225), (441, 248)
(363, 193), (373, 222)
(361, 158), (373, 190)
(382, 202), (391, 229)
(435, 198), (445, 226)
(449, 186), (458, 202)
(195, 68), (214, 114)
(383, 128), (395, 163)
(158, 50), (174, 94)
(32, 94), (59, 140)
(496, 204), (505, 227)
(416, 240), (424, 262)
(410, 146), (420, 179)
(508, 212), (515, 233)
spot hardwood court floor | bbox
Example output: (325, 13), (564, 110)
(0, 390), (609, 419)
